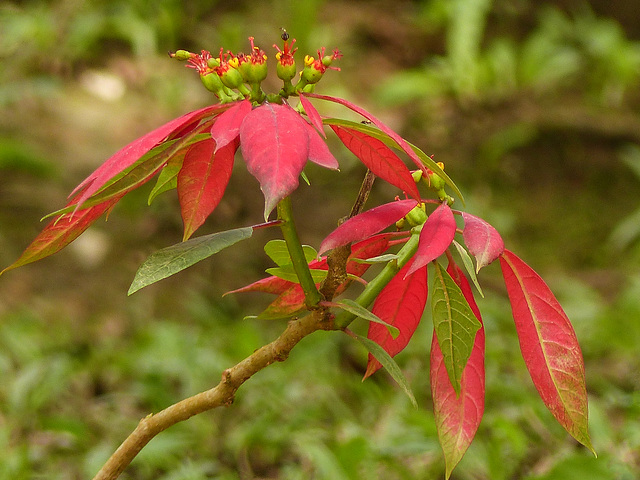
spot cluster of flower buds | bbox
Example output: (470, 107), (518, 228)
(169, 32), (341, 104)
(412, 161), (454, 204)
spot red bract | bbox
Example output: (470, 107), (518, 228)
(431, 261), (485, 479)
(462, 212), (504, 272)
(240, 103), (317, 219)
(210, 99), (252, 152)
(71, 104), (230, 210)
(0, 194), (123, 274)
(178, 138), (238, 241)
(405, 203), (457, 277)
(304, 121), (340, 170)
(299, 94), (325, 137)
(330, 125), (421, 201)
(305, 93), (429, 176)
(319, 200), (418, 255)
(365, 260), (428, 378)
(499, 249), (594, 452)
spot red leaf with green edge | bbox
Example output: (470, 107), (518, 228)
(254, 283), (308, 319)
(462, 212), (504, 272)
(347, 233), (395, 277)
(299, 94), (325, 137)
(70, 103), (230, 209)
(177, 138), (237, 240)
(499, 249), (594, 452)
(324, 118), (464, 205)
(431, 261), (482, 395)
(305, 121), (339, 170)
(239, 103), (310, 220)
(226, 257), (329, 296)
(305, 93), (428, 175)
(405, 203), (457, 277)
(319, 200), (417, 255)
(431, 260), (485, 479)
(210, 99), (252, 152)
(364, 260), (428, 378)
(1, 195), (122, 274)
(224, 275), (293, 297)
(44, 138), (194, 218)
(330, 125), (420, 201)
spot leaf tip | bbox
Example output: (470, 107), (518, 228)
(362, 363), (377, 381)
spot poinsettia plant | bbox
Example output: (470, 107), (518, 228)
(2, 32), (594, 480)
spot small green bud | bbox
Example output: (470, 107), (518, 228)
(277, 60), (297, 82)
(404, 203), (427, 227)
(199, 73), (235, 102)
(300, 55), (323, 85)
(238, 57), (268, 84)
(428, 171), (446, 192)
(274, 38), (297, 82)
(200, 72), (224, 93)
(218, 62), (245, 89)
(172, 49), (193, 61)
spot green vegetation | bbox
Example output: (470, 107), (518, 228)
(1, 1), (639, 478)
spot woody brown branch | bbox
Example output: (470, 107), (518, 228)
(92, 309), (337, 480)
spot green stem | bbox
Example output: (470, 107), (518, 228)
(334, 227), (422, 329)
(277, 197), (323, 307)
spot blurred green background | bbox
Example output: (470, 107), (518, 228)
(1, 0), (640, 479)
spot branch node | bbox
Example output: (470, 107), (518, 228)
(274, 351), (289, 362)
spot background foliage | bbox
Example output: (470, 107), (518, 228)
(1, 0), (639, 478)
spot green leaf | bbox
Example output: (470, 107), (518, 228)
(431, 262), (482, 394)
(354, 333), (417, 408)
(351, 253), (399, 264)
(335, 299), (400, 338)
(323, 118), (464, 205)
(452, 240), (484, 297)
(128, 227), (253, 295)
(148, 152), (185, 204)
(264, 239), (317, 267)
(265, 265), (328, 284)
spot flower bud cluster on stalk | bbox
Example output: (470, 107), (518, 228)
(169, 32), (342, 105)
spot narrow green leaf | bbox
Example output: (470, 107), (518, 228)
(351, 253), (399, 264)
(336, 299), (400, 338)
(323, 118), (464, 205)
(354, 333), (417, 408)
(128, 226), (253, 295)
(431, 262), (482, 394)
(265, 265), (328, 284)
(264, 239), (317, 267)
(452, 240), (484, 297)
(148, 152), (185, 204)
